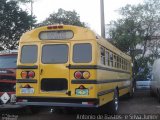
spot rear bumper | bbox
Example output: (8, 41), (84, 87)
(16, 102), (98, 108)
(16, 97), (99, 108)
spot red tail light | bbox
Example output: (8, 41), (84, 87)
(17, 99), (23, 102)
(74, 71), (90, 79)
(28, 71), (35, 78)
(58, 25), (63, 29)
(74, 71), (82, 79)
(53, 26), (58, 29)
(47, 26), (53, 29)
(21, 71), (27, 79)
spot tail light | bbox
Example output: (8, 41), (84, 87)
(74, 71), (82, 79)
(21, 71), (27, 79)
(21, 71), (35, 79)
(83, 71), (90, 79)
(82, 102), (95, 105)
(17, 99), (28, 102)
(74, 71), (90, 79)
(28, 71), (35, 78)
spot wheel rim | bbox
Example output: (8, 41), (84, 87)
(114, 93), (119, 111)
(130, 87), (134, 96)
(132, 87), (135, 93)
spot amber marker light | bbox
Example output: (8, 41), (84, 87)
(21, 71), (27, 79)
(83, 71), (90, 79)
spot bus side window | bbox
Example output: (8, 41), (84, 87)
(110, 52), (113, 67)
(127, 61), (129, 71)
(105, 50), (110, 66)
(122, 59), (124, 70)
(117, 56), (119, 68)
(114, 54), (117, 68)
(120, 57), (122, 69)
(100, 47), (105, 65)
(124, 60), (127, 70)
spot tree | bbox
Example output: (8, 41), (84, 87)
(119, 0), (160, 57)
(11, 0), (31, 3)
(40, 8), (86, 27)
(0, 0), (36, 50)
(109, 0), (160, 80)
(109, 19), (142, 54)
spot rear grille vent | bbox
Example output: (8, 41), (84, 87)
(41, 78), (68, 91)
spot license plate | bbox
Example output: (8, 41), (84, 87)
(76, 89), (89, 96)
(21, 88), (34, 94)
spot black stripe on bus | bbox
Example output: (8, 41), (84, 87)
(16, 79), (37, 83)
(17, 65), (38, 69)
(67, 65), (130, 74)
(98, 89), (115, 96)
(71, 79), (131, 84)
(98, 85), (130, 96)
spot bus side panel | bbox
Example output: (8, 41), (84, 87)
(99, 92), (114, 106)
(96, 43), (132, 107)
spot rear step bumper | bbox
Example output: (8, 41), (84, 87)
(16, 102), (98, 108)
(16, 97), (99, 108)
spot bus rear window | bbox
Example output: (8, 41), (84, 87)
(42, 44), (68, 64)
(0, 55), (17, 68)
(21, 45), (37, 63)
(39, 30), (73, 40)
(73, 43), (92, 63)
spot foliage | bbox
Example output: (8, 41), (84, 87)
(11, 0), (31, 3)
(134, 57), (152, 80)
(109, 0), (160, 80)
(0, 0), (36, 50)
(40, 8), (86, 27)
(110, 19), (142, 53)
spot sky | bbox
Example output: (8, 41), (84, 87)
(22, 0), (144, 35)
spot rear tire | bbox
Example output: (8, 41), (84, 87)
(150, 87), (155, 97)
(156, 89), (160, 102)
(108, 89), (119, 114)
(99, 89), (119, 114)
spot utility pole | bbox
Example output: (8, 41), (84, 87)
(30, 0), (33, 29)
(31, 0), (33, 18)
(100, 0), (105, 38)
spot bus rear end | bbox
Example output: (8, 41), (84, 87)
(16, 25), (98, 108)
(0, 51), (17, 107)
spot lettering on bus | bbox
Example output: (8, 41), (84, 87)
(39, 30), (74, 40)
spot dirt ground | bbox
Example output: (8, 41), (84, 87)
(0, 90), (160, 120)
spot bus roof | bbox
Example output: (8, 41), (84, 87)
(20, 25), (97, 43)
(20, 25), (131, 60)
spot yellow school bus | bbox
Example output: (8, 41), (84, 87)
(16, 25), (133, 113)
